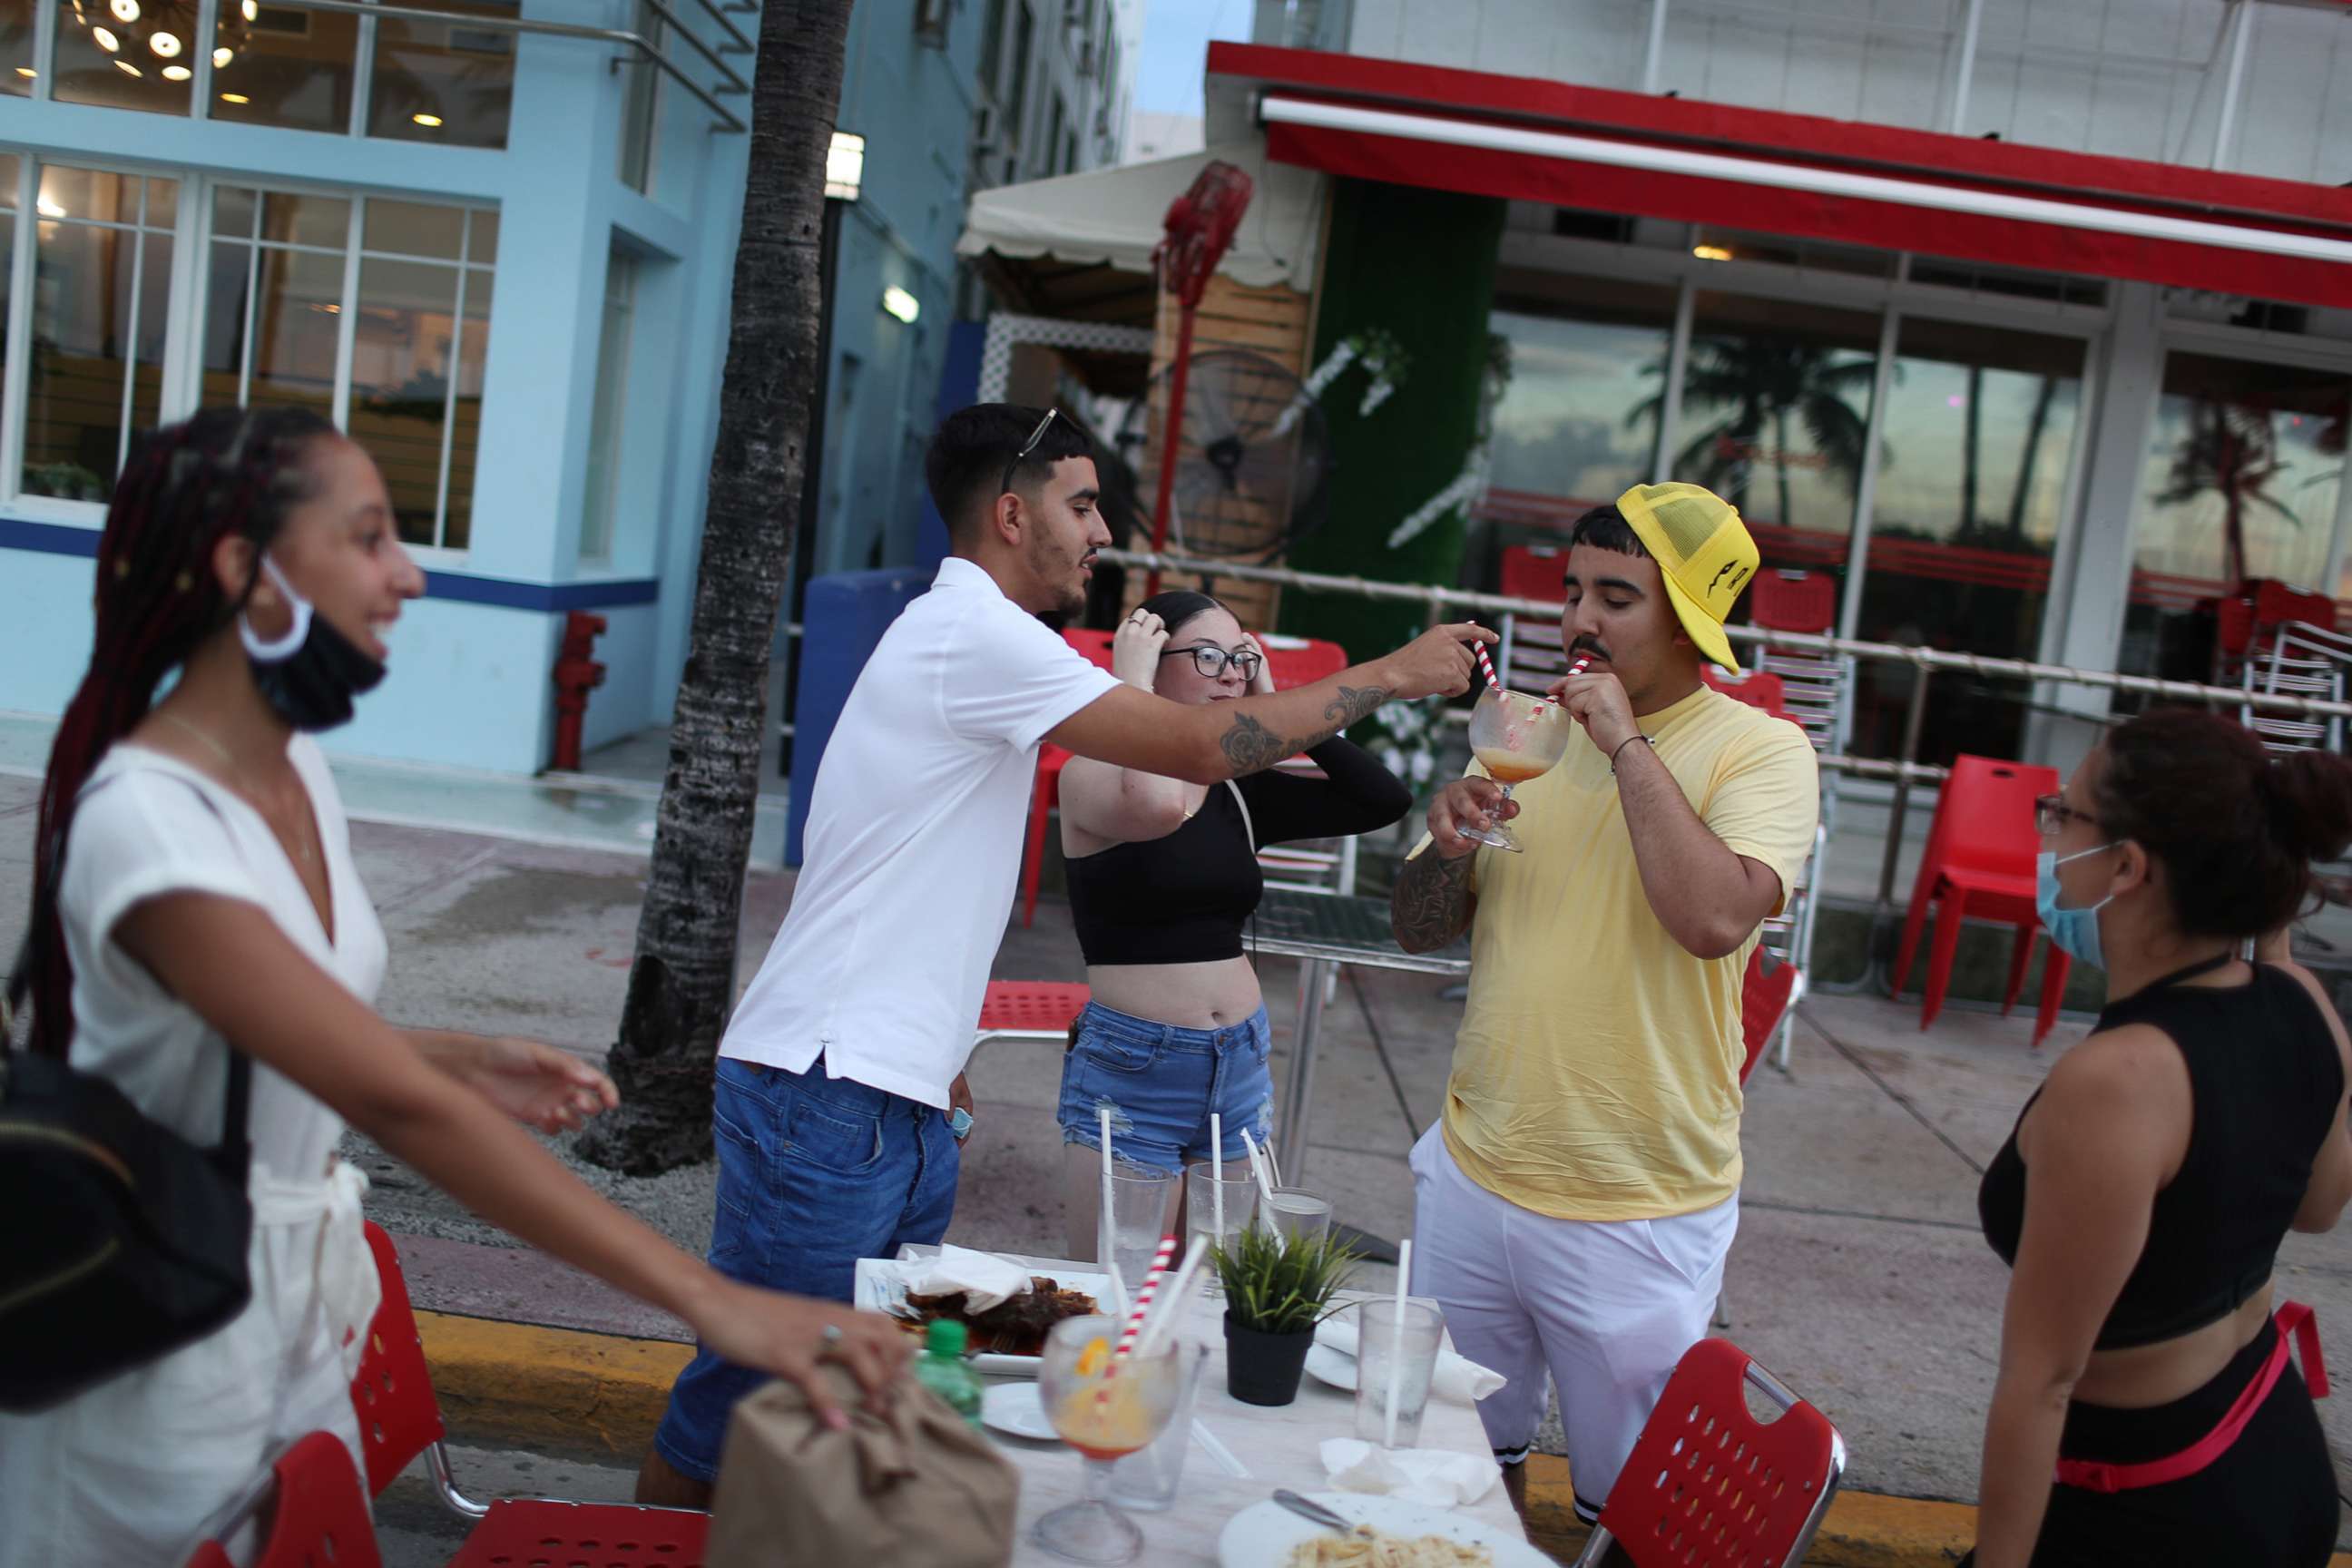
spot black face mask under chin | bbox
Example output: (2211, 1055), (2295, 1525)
(239, 556), (387, 732)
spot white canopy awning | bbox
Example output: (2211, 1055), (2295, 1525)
(956, 138), (1326, 295)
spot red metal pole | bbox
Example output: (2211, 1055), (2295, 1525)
(1145, 301), (1197, 598)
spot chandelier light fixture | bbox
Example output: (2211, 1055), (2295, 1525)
(68, 0), (252, 83)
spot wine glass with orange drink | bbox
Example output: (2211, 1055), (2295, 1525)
(1033, 1314), (1186, 1563)
(1462, 684), (1576, 853)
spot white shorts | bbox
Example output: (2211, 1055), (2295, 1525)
(1408, 1122), (1738, 1518)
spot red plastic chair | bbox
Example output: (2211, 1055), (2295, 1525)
(1740, 948), (1802, 1089)
(1892, 756), (2071, 1047)
(1571, 1338), (1846, 1567)
(1259, 634), (1348, 689)
(352, 1223), (710, 1567)
(1700, 667), (1788, 716)
(975, 980), (1092, 1044)
(1020, 630), (1120, 927)
(1499, 544), (1569, 603)
(184, 1431), (382, 1568)
(1749, 570), (1838, 634)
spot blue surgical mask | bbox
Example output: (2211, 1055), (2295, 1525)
(2036, 844), (2120, 969)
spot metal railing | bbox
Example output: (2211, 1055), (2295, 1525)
(262, 0), (751, 132)
(1098, 545), (2352, 908)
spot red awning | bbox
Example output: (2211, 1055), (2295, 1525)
(1208, 43), (2352, 310)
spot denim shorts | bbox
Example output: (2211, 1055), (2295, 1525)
(1056, 1001), (1275, 1172)
(652, 1056), (958, 1484)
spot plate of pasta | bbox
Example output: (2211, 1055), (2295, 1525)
(1215, 1494), (1553, 1568)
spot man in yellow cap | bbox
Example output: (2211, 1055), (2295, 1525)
(1390, 483), (1820, 1523)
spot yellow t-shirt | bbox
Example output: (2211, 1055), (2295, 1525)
(1423, 684), (1820, 1222)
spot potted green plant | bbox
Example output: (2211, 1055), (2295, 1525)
(1212, 1225), (1360, 1406)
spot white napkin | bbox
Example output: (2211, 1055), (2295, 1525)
(899, 1244), (1033, 1313)
(1315, 1316), (1508, 1405)
(1320, 1439), (1499, 1508)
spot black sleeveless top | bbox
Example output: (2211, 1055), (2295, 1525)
(1064, 738), (1411, 967)
(1978, 958), (2345, 1349)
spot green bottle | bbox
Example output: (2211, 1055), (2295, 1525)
(914, 1318), (985, 1428)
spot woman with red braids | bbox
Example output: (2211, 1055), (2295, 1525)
(0, 407), (909, 1565)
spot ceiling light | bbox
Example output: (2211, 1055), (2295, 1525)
(880, 285), (919, 324)
(825, 130), (864, 201)
(13, 66), (34, 78)
(114, 58), (142, 74)
(1691, 244), (1733, 261)
(220, 91), (249, 102)
(161, 63), (189, 78)
(148, 29), (180, 56)
(212, 44), (232, 66)
(240, 0), (257, 15)
(108, 0), (137, 19)
(412, 112), (441, 127)
(36, 197), (64, 217)
(92, 24), (118, 49)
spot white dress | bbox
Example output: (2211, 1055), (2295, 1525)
(0, 737), (388, 1567)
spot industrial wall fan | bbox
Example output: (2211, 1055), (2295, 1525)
(1112, 348), (1333, 565)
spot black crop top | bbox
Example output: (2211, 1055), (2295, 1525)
(1978, 957), (2345, 1349)
(1063, 738), (1413, 967)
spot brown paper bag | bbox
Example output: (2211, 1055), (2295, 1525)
(705, 1365), (1020, 1567)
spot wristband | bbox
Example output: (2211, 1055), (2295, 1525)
(1610, 734), (1654, 774)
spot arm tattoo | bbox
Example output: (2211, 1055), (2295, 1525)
(1218, 685), (1389, 777)
(1391, 848), (1475, 953)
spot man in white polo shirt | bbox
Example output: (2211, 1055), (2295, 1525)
(640, 404), (1493, 1504)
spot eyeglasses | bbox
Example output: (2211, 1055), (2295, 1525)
(1000, 407), (1061, 498)
(1161, 643), (1263, 682)
(2034, 793), (2103, 838)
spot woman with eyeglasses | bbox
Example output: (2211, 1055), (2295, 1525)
(1053, 591), (1413, 1259)
(1966, 708), (2352, 1568)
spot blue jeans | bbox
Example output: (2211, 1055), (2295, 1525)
(652, 1056), (958, 1483)
(1055, 1001), (1275, 1172)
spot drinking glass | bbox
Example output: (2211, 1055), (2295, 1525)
(1100, 1162), (1179, 1296)
(1352, 1299), (1446, 1448)
(1463, 686), (1577, 853)
(1259, 1186), (1332, 1250)
(1034, 1315), (1185, 1563)
(1184, 1165), (1259, 1296)
(1109, 1341), (1209, 1511)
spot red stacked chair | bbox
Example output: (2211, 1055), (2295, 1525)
(975, 980), (1093, 1045)
(1259, 634), (1348, 689)
(1700, 667), (1788, 717)
(1893, 756), (2071, 1047)
(1020, 629), (1118, 927)
(184, 1431), (382, 1568)
(1740, 948), (1803, 1089)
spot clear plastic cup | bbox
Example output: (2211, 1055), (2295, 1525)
(1184, 1166), (1259, 1296)
(1353, 1298), (1446, 1449)
(1100, 1162), (1179, 1295)
(1259, 1187), (1332, 1250)
(1109, 1341), (1209, 1511)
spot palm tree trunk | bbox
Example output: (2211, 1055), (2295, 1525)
(1773, 405), (1793, 530)
(579, 0), (849, 1174)
(1961, 366), (1982, 535)
(2005, 375), (2055, 546)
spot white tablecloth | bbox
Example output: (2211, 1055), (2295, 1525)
(973, 1254), (1526, 1566)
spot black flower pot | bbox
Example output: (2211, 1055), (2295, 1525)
(1224, 1310), (1316, 1406)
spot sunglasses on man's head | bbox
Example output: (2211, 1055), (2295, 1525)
(1000, 407), (1061, 498)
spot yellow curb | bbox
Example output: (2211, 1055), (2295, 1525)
(416, 1308), (688, 1461)
(416, 1315), (2352, 1568)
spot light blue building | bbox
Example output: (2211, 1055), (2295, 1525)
(0, 0), (999, 779)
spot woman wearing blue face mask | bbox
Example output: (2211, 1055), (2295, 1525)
(2, 409), (910, 1565)
(1965, 708), (2352, 1568)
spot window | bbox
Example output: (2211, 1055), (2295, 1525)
(1006, 2), (1033, 143)
(1487, 279), (1678, 511)
(205, 185), (496, 550)
(211, 0), (360, 132)
(54, 0), (193, 116)
(24, 167), (178, 501)
(579, 248), (636, 562)
(0, 0), (33, 93)
(617, 0), (663, 191)
(1046, 94), (1064, 175)
(977, 0), (1006, 92)
(368, 0), (517, 149)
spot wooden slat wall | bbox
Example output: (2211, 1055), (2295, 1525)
(1124, 273), (1313, 634)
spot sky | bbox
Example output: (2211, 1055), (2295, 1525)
(1132, 0), (1252, 119)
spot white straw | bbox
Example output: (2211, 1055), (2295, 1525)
(1238, 1127), (1279, 1205)
(1098, 1103), (1117, 1269)
(1210, 1113), (1227, 1246)
(1385, 1240), (1413, 1448)
(1191, 1419), (1252, 1480)
(1132, 1235), (1210, 1362)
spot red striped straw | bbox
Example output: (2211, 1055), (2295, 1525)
(1475, 642), (1501, 692)
(1099, 1233), (1178, 1397)
(1541, 656), (1591, 710)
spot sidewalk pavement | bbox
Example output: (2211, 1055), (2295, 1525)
(6, 764), (2352, 1562)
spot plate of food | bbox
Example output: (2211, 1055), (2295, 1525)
(1216, 1494), (1552, 1568)
(979, 1382), (1058, 1442)
(854, 1254), (1107, 1375)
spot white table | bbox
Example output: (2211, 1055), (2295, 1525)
(977, 1255), (1524, 1566)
